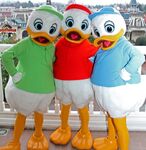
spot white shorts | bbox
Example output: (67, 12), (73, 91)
(93, 77), (146, 118)
(5, 78), (55, 116)
(55, 79), (94, 108)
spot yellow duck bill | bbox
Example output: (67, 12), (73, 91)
(94, 29), (124, 50)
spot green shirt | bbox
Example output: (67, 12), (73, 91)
(2, 37), (55, 93)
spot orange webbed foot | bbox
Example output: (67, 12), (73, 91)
(72, 130), (93, 150)
(50, 126), (71, 145)
(93, 137), (118, 150)
(0, 141), (20, 150)
(27, 133), (48, 150)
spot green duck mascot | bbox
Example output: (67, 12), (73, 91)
(0, 5), (63, 150)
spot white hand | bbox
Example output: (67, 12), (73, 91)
(120, 68), (131, 81)
(89, 56), (96, 63)
(12, 72), (22, 83)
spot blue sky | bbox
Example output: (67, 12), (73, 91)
(1, 0), (146, 5)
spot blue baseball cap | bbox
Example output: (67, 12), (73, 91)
(89, 7), (120, 20)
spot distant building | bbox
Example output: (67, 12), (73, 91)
(0, 7), (33, 41)
(0, 7), (15, 19)
(121, 11), (131, 28)
(14, 7), (32, 24)
(0, 17), (22, 41)
(129, 0), (139, 13)
(127, 16), (146, 42)
(0, 7), (33, 28)
(123, 0), (146, 43)
(67, 0), (76, 5)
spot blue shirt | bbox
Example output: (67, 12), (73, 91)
(91, 37), (145, 87)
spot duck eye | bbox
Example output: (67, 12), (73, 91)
(49, 23), (57, 34)
(104, 20), (115, 33)
(65, 16), (74, 27)
(94, 27), (100, 37)
(81, 19), (89, 31)
(34, 18), (43, 30)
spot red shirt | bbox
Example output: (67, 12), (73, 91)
(54, 37), (99, 80)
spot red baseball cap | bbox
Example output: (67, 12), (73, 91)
(65, 4), (91, 14)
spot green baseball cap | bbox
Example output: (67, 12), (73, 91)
(36, 5), (63, 20)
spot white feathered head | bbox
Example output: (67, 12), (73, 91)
(61, 4), (92, 43)
(26, 5), (63, 46)
(89, 7), (126, 50)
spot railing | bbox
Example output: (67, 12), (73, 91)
(0, 44), (146, 131)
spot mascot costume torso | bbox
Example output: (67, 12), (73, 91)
(89, 7), (146, 150)
(50, 4), (99, 150)
(0, 5), (63, 150)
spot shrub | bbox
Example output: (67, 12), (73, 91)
(135, 36), (146, 46)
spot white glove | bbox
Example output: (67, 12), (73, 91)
(120, 68), (131, 81)
(12, 72), (22, 83)
(89, 56), (96, 63)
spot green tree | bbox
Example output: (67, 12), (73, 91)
(143, 5), (146, 13)
(28, 1), (34, 8)
(135, 36), (146, 46)
(21, 2), (28, 8)
(1, 54), (18, 101)
(139, 4), (144, 11)
(1, 55), (9, 102)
